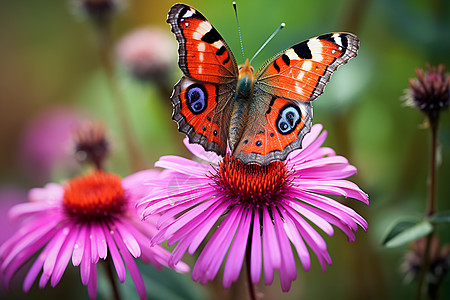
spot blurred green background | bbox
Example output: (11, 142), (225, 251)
(0, 0), (449, 299)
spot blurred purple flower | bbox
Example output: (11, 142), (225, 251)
(138, 124), (369, 291)
(0, 186), (27, 291)
(0, 170), (189, 299)
(19, 108), (82, 184)
(116, 27), (176, 83)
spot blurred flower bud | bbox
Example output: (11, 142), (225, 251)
(116, 27), (176, 85)
(404, 64), (449, 122)
(71, 0), (125, 21)
(73, 121), (109, 170)
(402, 236), (450, 297)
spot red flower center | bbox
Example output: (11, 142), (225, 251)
(216, 154), (288, 205)
(63, 171), (126, 222)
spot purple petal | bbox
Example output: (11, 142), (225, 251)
(114, 219), (141, 258)
(290, 189), (367, 231)
(192, 205), (242, 284)
(285, 199), (334, 236)
(38, 231), (66, 289)
(72, 225), (88, 266)
(262, 206), (281, 285)
(103, 223), (126, 283)
(80, 229), (91, 286)
(43, 226), (72, 279)
(8, 202), (59, 220)
(183, 138), (221, 164)
(22, 247), (49, 291)
(273, 207), (296, 280)
(112, 229), (147, 300)
(223, 207), (251, 288)
(122, 169), (160, 192)
(187, 200), (229, 254)
(155, 156), (210, 177)
(155, 188), (217, 229)
(283, 205), (331, 272)
(96, 223), (108, 259)
(2, 215), (62, 269)
(250, 209), (262, 284)
(89, 224), (99, 264)
(87, 263), (97, 299)
(51, 225), (78, 287)
(281, 208), (311, 271)
(27, 183), (64, 204)
(165, 196), (222, 241)
(169, 200), (228, 266)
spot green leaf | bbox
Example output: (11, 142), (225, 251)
(382, 220), (433, 248)
(429, 210), (450, 224)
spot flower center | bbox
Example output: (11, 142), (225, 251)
(215, 154), (288, 205)
(63, 171), (125, 222)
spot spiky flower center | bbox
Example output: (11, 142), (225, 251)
(408, 64), (450, 118)
(216, 154), (288, 205)
(63, 171), (125, 222)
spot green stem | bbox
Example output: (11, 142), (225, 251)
(417, 117), (439, 300)
(104, 257), (121, 300)
(94, 18), (147, 172)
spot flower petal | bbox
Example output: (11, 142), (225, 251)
(262, 206), (281, 285)
(223, 207), (251, 288)
(104, 223), (126, 283)
(250, 210), (262, 284)
(113, 229), (147, 300)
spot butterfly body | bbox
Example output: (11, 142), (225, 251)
(167, 3), (359, 166)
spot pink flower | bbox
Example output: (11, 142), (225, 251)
(0, 170), (188, 299)
(138, 124), (369, 292)
(116, 27), (176, 82)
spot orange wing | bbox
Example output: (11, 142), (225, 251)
(232, 91), (313, 166)
(167, 4), (238, 84)
(171, 77), (233, 156)
(255, 33), (359, 101)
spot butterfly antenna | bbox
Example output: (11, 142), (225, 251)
(250, 22), (285, 64)
(233, 2), (245, 62)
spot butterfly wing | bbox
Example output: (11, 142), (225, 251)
(171, 77), (233, 156)
(167, 4), (238, 156)
(167, 3), (239, 84)
(233, 33), (359, 165)
(255, 32), (359, 101)
(232, 90), (313, 166)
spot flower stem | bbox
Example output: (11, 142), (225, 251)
(245, 241), (257, 300)
(426, 117), (438, 217)
(105, 257), (122, 300)
(417, 117), (439, 300)
(93, 18), (147, 172)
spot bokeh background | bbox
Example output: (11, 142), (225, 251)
(0, 0), (449, 299)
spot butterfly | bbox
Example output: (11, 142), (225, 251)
(167, 3), (359, 166)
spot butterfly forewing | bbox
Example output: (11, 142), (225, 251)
(168, 4), (237, 156)
(254, 33), (359, 102)
(167, 4), (239, 84)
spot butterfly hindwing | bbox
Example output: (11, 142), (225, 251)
(167, 3), (239, 84)
(233, 89), (312, 165)
(255, 32), (359, 102)
(171, 77), (233, 156)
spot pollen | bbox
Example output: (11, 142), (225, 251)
(216, 154), (288, 205)
(63, 171), (126, 222)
